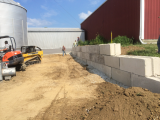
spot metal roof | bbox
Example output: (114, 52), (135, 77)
(28, 28), (85, 32)
(0, 0), (27, 11)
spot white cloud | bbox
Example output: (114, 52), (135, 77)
(79, 11), (92, 20)
(41, 5), (48, 10)
(89, 0), (100, 5)
(27, 18), (55, 27)
(41, 5), (58, 18)
(42, 10), (57, 18)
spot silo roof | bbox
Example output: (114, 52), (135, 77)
(28, 28), (85, 32)
(0, 0), (27, 12)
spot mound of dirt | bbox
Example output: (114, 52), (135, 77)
(65, 82), (160, 120)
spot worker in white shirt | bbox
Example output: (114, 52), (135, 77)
(0, 41), (10, 52)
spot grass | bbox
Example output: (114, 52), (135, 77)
(136, 93), (142, 96)
(126, 44), (160, 57)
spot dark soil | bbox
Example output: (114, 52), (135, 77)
(33, 82), (160, 120)
(64, 82), (160, 120)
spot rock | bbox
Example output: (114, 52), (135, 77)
(144, 88), (149, 91)
(113, 106), (118, 112)
(138, 112), (142, 116)
(130, 110), (133, 115)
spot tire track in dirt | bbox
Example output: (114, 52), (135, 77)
(0, 54), (104, 120)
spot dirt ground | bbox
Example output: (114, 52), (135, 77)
(121, 46), (145, 55)
(0, 54), (160, 120)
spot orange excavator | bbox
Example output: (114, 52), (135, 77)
(0, 36), (25, 71)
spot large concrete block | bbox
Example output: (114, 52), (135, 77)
(102, 65), (112, 78)
(100, 44), (115, 55)
(86, 45), (100, 54)
(81, 46), (87, 53)
(140, 56), (160, 76)
(82, 58), (87, 63)
(81, 52), (86, 59)
(115, 43), (121, 55)
(78, 58), (87, 63)
(71, 47), (76, 52)
(85, 53), (90, 60)
(112, 68), (131, 86)
(90, 54), (105, 64)
(150, 57), (160, 76)
(120, 56), (152, 77)
(124, 56), (160, 76)
(87, 61), (111, 78)
(104, 56), (120, 69)
(100, 43), (121, 56)
(77, 52), (82, 58)
(87, 60), (93, 66)
(71, 51), (77, 56)
(76, 46), (81, 52)
(131, 74), (160, 93)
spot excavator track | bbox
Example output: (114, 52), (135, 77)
(25, 56), (41, 67)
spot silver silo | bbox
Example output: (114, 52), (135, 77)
(0, 0), (27, 49)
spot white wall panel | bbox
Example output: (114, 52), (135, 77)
(28, 32), (85, 49)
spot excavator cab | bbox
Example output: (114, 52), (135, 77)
(0, 36), (24, 67)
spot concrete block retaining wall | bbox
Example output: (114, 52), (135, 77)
(71, 44), (160, 93)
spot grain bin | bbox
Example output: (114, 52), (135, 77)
(0, 0), (27, 49)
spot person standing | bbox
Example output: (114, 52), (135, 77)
(74, 40), (77, 47)
(62, 46), (66, 56)
(157, 36), (160, 53)
(77, 37), (80, 46)
(157, 16), (160, 53)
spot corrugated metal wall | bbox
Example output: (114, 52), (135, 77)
(144, 0), (160, 39)
(0, 2), (27, 48)
(81, 0), (140, 41)
(28, 32), (85, 49)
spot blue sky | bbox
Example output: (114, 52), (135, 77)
(15, 0), (106, 28)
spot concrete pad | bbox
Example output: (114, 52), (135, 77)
(131, 74), (160, 93)
(120, 56), (152, 77)
(76, 46), (81, 52)
(100, 43), (121, 56)
(81, 46), (87, 53)
(86, 45), (100, 54)
(112, 68), (131, 86)
(90, 54), (105, 64)
(104, 56), (120, 69)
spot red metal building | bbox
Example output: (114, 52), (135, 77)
(81, 0), (160, 43)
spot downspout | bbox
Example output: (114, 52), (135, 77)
(139, 0), (146, 44)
